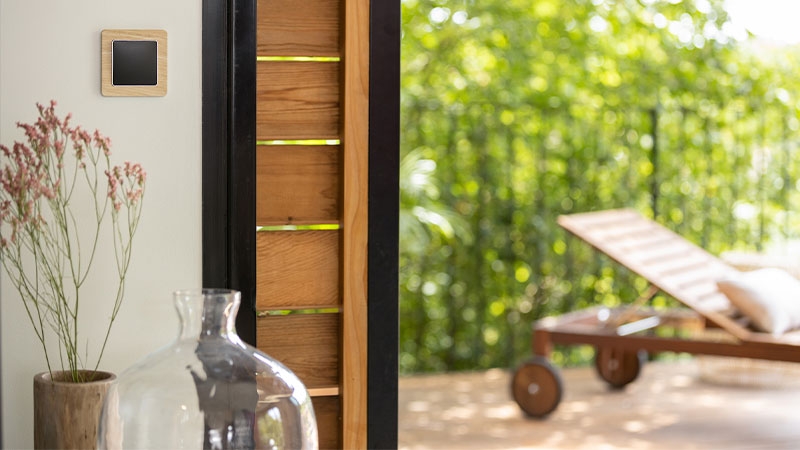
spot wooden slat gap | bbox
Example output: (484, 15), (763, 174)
(257, 307), (342, 317)
(258, 220), (342, 228)
(258, 224), (341, 232)
(257, 139), (341, 146)
(258, 56), (340, 62)
(258, 224), (341, 231)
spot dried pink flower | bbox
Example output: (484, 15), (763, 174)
(0, 101), (146, 379)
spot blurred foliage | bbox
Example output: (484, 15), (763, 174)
(399, 0), (800, 373)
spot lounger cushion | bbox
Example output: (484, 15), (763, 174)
(717, 268), (800, 335)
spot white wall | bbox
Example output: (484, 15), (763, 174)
(0, 1), (202, 447)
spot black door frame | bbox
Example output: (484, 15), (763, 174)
(200, 0), (399, 445)
(201, 0), (257, 343)
(367, 0), (400, 447)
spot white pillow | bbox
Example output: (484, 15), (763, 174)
(717, 268), (800, 336)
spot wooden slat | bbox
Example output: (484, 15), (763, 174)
(256, 230), (339, 310)
(257, 61), (340, 140)
(648, 252), (712, 276)
(257, 0), (340, 57)
(257, 145), (340, 225)
(257, 314), (340, 388)
(583, 218), (658, 240)
(661, 266), (729, 290)
(613, 231), (679, 253)
(563, 208), (642, 228)
(634, 244), (697, 266)
(341, 0), (370, 445)
(312, 395), (342, 450)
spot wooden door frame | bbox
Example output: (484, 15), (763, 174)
(200, 0), (399, 446)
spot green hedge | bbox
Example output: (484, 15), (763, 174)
(399, 0), (800, 373)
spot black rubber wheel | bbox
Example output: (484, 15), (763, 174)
(594, 347), (647, 389)
(511, 356), (563, 418)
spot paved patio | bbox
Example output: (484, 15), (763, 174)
(399, 358), (800, 449)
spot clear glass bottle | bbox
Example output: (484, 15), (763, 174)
(98, 289), (318, 449)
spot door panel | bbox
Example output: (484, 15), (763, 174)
(204, 0), (396, 446)
(255, 0), (367, 447)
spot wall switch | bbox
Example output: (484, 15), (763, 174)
(102, 29), (167, 97)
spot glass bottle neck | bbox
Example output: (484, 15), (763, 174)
(173, 289), (240, 340)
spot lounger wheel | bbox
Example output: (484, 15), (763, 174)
(594, 347), (647, 389)
(511, 356), (563, 418)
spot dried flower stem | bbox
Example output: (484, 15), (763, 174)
(0, 101), (146, 382)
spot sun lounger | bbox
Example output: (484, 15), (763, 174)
(511, 208), (800, 418)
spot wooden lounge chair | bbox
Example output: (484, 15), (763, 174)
(511, 208), (800, 418)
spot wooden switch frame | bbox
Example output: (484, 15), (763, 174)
(101, 29), (167, 97)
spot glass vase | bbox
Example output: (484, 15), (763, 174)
(98, 289), (318, 449)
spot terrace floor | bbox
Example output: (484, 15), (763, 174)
(398, 358), (800, 449)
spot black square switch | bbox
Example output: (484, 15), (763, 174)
(112, 40), (158, 86)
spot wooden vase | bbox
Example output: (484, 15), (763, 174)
(33, 370), (116, 450)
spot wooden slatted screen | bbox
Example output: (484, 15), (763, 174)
(255, 0), (368, 448)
